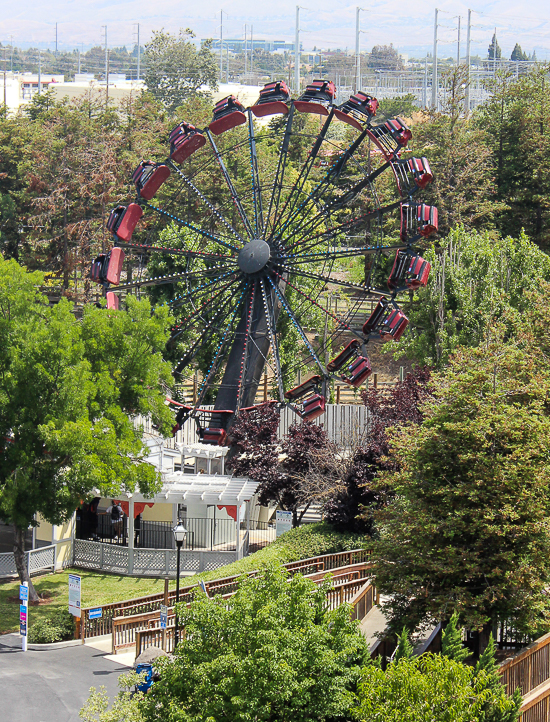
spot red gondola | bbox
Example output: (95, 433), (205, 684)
(294, 80), (336, 116)
(363, 298), (390, 335)
(251, 81), (290, 118)
(284, 375), (322, 401)
(417, 203), (438, 237)
(90, 248), (125, 285)
(327, 340), (360, 372)
(407, 157), (433, 189)
(385, 117), (412, 146)
(200, 428), (228, 446)
(301, 394), (326, 421)
(132, 161), (171, 200)
(388, 251), (431, 291)
(343, 356), (372, 387)
(169, 122), (206, 163)
(381, 309), (409, 341)
(106, 292), (119, 310)
(209, 96), (247, 135)
(106, 204), (143, 243)
(334, 92), (378, 131)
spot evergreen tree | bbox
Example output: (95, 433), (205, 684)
(441, 613), (470, 663)
(488, 33), (502, 60)
(393, 627), (414, 662)
(510, 43), (527, 61)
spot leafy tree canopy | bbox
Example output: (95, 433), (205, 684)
(0, 258), (174, 597)
(394, 226), (550, 367)
(372, 293), (550, 633)
(144, 29), (218, 111)
(354, 652), (521, 722)
(140, 563), (368, 722)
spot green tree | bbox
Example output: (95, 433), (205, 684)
(0, 258), (174, 599)
(376, 94), (419, 121)
(441, 612), (470, 663)
(354, 653), (520, 722)
(144, 29), (218, 111)
(368, 44), (404, 70)
(393, 627), (414, 662)
(488, 33), (502, 61)
(371, 312), (550, 636)
(394, 226), (550, 367)
(138, 563), (367, 721)
(511, 43), (528, 62)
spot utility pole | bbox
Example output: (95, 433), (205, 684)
(105, 49), (109, 109)
(244, 25), (247, 76)
(355, 7), (362, 93)
(77, 48), (81, 74)
(431, 8), (438, 109)
(4, 49), (7, 110)
(294, 6), (300, 94)
(38, 49), (41, 96)
(464, 9), (471, 115)
(102, 25), (108, 80)
(9, 36), (13, 73)
(250, 24), (253, 76)
(135, 23), (140, 80)
(220, 10), (223, 83)
(55, 23), (59, 55)
(456, 16), (461, 65)
(423, 54), (428, 107)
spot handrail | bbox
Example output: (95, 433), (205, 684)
(81, 548), (371, 639)
(112, 561), (371, 653)
(499, 632), (550, 697)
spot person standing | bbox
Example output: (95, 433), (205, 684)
(106, 500), (124, 541)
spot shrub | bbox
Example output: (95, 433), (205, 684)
(28, 608), (75, 643)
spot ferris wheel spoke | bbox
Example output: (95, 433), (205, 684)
(168, 271), (239, 308)
(271, 269), (365, 342)
(195, 283), (250, 407)
(247, 111), (264, 237)
(285, 243), (406, 263)
(141, 200), (240, 254)
(170, 277), (242, 332)
(285, 200), (402, 255)
(270, 108), (336, 241)
(271, 130), (374, 241)
(278, 263), (390, 298)
(266, 275), (327, 377)
(263, 105), (295, 241)
(205, 129), (255, 240)
(260, 278), (285, 402)
(167, 161), (246, 246)
(116, 241), (236, 263)
(107, 270), (225, 292)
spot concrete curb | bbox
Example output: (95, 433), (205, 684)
(1, 631), (112, 651)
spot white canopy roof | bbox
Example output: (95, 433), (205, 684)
(129, 472), (259, 506)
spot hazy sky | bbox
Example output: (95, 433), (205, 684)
(2, 0), (549, 59)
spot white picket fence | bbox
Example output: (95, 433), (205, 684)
(0, 544), (57, 579)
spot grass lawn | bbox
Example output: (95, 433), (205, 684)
(0, 569), (169, 635)
(0, 523), (367, 635)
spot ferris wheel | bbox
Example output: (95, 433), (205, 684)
(91, 79), (437, 445)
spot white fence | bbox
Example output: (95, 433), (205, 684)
(137, 403), (369, 450)
(0, 544), (57, 579)
(73, 538), (236, 576)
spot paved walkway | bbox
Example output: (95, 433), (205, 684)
(0, 633), (133, 722)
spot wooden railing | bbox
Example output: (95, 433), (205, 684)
(498, 632), (550, 721)
(133, 580), (377, 658)
(81, 548), (371, 639)
(114, 564), (371, 654)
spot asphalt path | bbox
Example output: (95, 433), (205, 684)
(0, 634), (130, 722)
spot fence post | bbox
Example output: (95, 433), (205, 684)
(26, 550), (31, 577)
(100, 542), (105, 570)
(165, 550), (170, 577)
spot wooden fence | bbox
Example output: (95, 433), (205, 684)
(81, 549), (371, 640)
(499, 632), (550, 721)
(134, 579), (377, 658)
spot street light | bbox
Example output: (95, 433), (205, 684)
(172, 519), (187, 647)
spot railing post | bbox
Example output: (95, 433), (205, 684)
(100, 542), (105, 570)
(165, 550), (170, 577)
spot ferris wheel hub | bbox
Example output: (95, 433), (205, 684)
(237, 239), (271, 275)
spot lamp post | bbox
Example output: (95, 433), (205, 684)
(172, 519), (187, 647)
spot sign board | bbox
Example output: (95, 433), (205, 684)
(19, 606), (27, 636)
(276, 510), (293, 537)
(68, 574), (81, 617)
(199, 580), (208, 596)
(160, 605), (168, 630)
(19, 585), (28, 601)
(89, 607), (102, 620)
